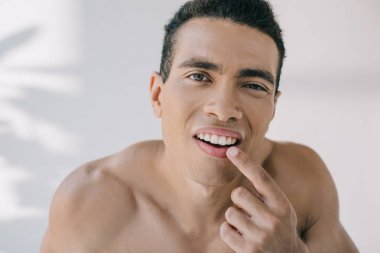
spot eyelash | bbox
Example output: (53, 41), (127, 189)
(188, 73), (268, 92)
(241, 83), (268, 92)
(188, 73), (210, 82)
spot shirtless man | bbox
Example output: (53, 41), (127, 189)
(40, 0), (359, 252)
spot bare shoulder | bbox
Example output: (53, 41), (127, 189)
(41, 140), (164, 252)
(267, 140), (333, 187)
(41, 149), (139, 252)
(269, 140), (327, 168)
(264, 140), (337, 227)
(267, 140), (358, 252)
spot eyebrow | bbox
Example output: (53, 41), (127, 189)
(237, 69), (275, 86)
(178, 57), (222, 73)
(178, 57), (275, 86)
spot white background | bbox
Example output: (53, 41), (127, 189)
(0, 0), (379, 252)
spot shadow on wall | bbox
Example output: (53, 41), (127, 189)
(0, 27), (82, 252)
(1, 1), (166, 252)
(0, 27), (38, 58)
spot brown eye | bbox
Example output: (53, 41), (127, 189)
(242, 83), (267, 92)
(189, 73), (209, 82)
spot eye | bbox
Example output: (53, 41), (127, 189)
(241, 83), (268, 92)
(189, 73), (210, 82)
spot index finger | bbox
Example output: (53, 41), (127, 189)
(226, 146), (285, 207)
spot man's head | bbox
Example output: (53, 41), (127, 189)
(159, 0), (285, 91)
(150, 0), (284, 185)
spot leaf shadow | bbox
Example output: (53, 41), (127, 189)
(0, 26), (39, 60)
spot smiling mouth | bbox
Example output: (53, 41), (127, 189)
(194, 133), (241, 148)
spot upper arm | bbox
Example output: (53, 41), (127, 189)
(40, 168), (91, 253)
(297, 145), (358, 253)
(40, 164), (136, 253)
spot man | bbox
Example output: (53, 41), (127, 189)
(41, 0), (358, 252)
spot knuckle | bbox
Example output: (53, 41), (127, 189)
(225, 207), (232, 220)
(243, 242), (256, 252)
(257, 169), (269, 183)
(283, 203), (292, 215)
(220, 223), (232, 237)
(267, 216), (281, 233)
(232, 186), (247, 200)
(220, 222), (229, 235)
(255, 231), (269, 248)
(278, 201), (292, 217)
(220, 223), (237, 243)
(225, 207), (235, 220)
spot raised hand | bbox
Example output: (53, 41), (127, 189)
(220, 146), (306, 253)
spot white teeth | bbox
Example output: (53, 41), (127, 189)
(196, 133), (238, 146)
(218, 136), (227, 145)
(210, 134), (219, 144)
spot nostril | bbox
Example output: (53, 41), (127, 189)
(203, 104), (243, 122)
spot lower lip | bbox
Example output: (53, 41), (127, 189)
(194, 137), (229, 158)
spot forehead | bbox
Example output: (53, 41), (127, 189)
(172, 18), (279, 76)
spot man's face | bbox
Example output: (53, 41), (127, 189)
(151, 18), (280, 185)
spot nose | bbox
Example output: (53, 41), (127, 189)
(203, 85), (243, 122)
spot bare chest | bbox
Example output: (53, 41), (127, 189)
(98, 207), (234, 253)
(96, 194), (306, 253)
(90, 198), (307, 252)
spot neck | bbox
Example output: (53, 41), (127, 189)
(159, 151), (244, 235)
(161, 161), (243, 236)
(155, 138), (273, 236)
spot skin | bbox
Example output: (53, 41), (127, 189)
(40, 18), (358, 253)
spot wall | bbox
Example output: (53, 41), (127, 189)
(0, 0), (379, 252)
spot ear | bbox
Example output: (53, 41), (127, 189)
(150, 71), (164, 118)
(271, 90), (281, 120)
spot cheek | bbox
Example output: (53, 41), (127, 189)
(245, 99), (275, 131)
(163, 82), (207, 117)
(160, 83), (200, 142)
(162, 85), (198, 118)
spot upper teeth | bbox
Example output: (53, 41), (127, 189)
(196, 133), (238, 146)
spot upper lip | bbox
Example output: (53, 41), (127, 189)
(193, 127), (243, 141)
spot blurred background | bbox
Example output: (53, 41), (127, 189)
(0, 0), (379, 252)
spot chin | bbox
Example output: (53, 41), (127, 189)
(186, 156), (238, 186)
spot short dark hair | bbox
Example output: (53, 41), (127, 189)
(159, 0), (285, 91)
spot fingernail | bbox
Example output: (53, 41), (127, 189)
(227, 147), (239, 157)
